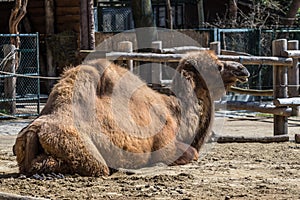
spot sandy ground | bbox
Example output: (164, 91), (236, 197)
(0, 113), (299, 199)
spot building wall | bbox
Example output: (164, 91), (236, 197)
(0, 0), (81, 34)
(0, 2), (15, 33)
(55, 0), (80, 33)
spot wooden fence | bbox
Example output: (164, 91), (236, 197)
(89, 39), (300, 137)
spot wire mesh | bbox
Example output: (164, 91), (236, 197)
(0, 33), (40, 118)
(98, 7), (134, 32)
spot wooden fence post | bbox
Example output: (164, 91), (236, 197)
(3, 44), (16, 115)
(117, 41), (133, 71)
(210, 41), (221, 55)
(288, 40), (299, 116)
(151, 41), (162, 85)
(272, 39), (288, 135)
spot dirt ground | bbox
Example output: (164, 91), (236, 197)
(0, 113), (299, 200)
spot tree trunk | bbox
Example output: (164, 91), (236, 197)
(165, 0), (173, 29)
(131, 0), (158, 83)
(9, 0), (28, 70)
(228, 0), (237, 26)
(45, 0), (56, 91)
(9, 0), (28, 44)
(197, 0), (205, 27)
(131, 0), (157, 51)
(282, 0), (300, 26)
(7, 0), (28, 115)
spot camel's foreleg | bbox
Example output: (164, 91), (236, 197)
(37, 121), (110, 176)
(171, 141), (199, 165)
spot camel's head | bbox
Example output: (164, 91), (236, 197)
(219, 60), (250, 90)
(173, 51), (249, 100)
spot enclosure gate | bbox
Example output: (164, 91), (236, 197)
(0, 33), (40, 118)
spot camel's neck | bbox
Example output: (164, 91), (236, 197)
(192, 85), (213, 151)
(171, 72), (213, 152)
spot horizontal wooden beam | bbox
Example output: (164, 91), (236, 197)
(215, 101), (292, 116)
(215, 135), (290, 143)
(106, 52), (183, 62)
(105, 52), (293, 66)
(273, 97), (300, 107)
(162, 46), (208, 53)
(283, 50), (300, 58)
(229, 86), (273, 96)
(221, 50), (251, 56)
(218, 55), (293, 66)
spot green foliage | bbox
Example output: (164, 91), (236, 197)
(0, 109), (9, 115)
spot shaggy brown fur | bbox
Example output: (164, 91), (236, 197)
(13, 51), (249, 176)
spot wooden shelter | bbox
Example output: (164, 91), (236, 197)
(0, 0), (96, 92)
(0, 0), (95, 49)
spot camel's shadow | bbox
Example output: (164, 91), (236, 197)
(0, 173), (19, 179)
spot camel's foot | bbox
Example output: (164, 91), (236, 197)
(25, 154), (70, 176)
(172, 142), (199, 165)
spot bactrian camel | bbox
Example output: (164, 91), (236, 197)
(13, 51), (249, 176)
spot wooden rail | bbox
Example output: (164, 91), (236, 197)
(229, 86), (273, 97)
(106, 52), (293, 66)
(215, 101), (292, 117)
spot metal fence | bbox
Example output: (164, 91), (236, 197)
(96, 7), (134, 32)
(0, 33), (40, 118)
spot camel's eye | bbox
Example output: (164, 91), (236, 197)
(238, 65), (244, 70)
(218, 64), (223, 72)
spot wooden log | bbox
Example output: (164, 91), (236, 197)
(229, 86), (273, 96)
(215, 101), (292, 117)
(287, 40), (299, 116)
(221, 49), (251, 56)
(216, 135), (290, 143)
(162, 46), (208, 53)
(283, 50), (300, 58)
(106, 52), (294, 66)
(272, 39), (288, 136)
(273, 97), (300, 107)
(218, 55), (293, 66)
(106, 52), (183, 62)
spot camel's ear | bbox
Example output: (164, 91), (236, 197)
(181, 59), (200, 76)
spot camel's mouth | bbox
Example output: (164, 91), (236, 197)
(236, 76), (248, 83)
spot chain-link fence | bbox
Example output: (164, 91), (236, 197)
(0, 33), (40, 118)
(96, 7), (134, 32)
